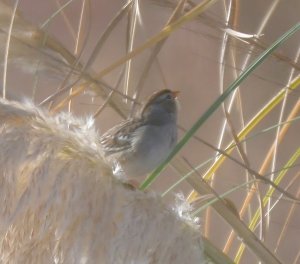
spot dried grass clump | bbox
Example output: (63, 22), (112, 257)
(0, 98), (204, 263)
(0, 1), (77, 80)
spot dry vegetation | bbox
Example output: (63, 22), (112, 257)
(0, 0), (299, 263)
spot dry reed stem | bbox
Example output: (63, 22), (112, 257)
(223, 98), (300, 253)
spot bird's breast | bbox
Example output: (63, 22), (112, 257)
(122, 123), (177, 177)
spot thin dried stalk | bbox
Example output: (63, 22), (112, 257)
(205, 0), (238, 238)
(2, 0), (20, 99)
(130, 0), (187, 116)
(223, 98), (300, 253)
(225, 111), (265, 243)
(171, 157), (282, 264)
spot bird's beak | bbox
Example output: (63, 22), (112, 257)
(171, 91), (180, 98)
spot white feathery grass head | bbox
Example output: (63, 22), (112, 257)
(173, 192), (200, 228)
(0, 98), (204, 263)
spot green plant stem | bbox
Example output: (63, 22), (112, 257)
(140, 22), (300, 190)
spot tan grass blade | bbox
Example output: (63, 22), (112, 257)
(130, 0), (187, 115)
(172, 157), (282, 264)
(234, 148), (300, 262)
(0, 1), (131, 117)
(187, 75), (300, 203)
(223, 97), (300, 253)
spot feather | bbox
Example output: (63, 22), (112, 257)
(100, 118), (146, 155)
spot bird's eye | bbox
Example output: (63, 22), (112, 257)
(165, 94), (172, 100)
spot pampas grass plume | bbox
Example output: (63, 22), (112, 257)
(0, 99), (204, 263)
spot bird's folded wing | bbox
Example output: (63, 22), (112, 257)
(99, 119), (146, 155)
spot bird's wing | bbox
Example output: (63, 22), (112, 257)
(99, 119), (146, 156)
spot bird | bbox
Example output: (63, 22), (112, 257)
(100, 89), (179, 179)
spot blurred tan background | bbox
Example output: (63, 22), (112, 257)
(2, 0), (300, 263)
